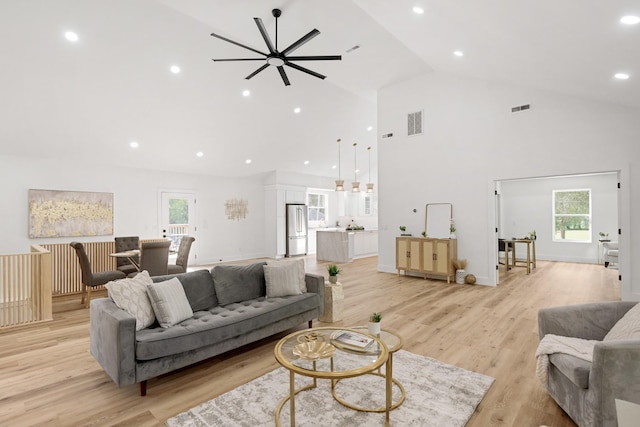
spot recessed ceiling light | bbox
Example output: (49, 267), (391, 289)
(413, 6), (424, 15)
(332, 165), (337, 169)
(65, 31), (78, 42)
(614, 73), (630, 80)
(129, 141), (139, 148)
(453, 50), (464, 57)
(304, 160), (310, 165)
(196, 151), (204, 157)
(294, 107), (301, 114)
(621, 15), (640, 25)
(170, 65), (181, 74)
(355, 169), (360, 173)
(367, 126), (373, 131)
(245, 159), (252, 164)
(242, 89), (251, 97)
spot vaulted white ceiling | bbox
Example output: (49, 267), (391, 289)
(0, 0), (637, 179)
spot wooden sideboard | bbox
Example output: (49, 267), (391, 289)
(396, 236), (458, 283)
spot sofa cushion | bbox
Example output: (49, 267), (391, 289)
(549, 353), (591, 389)
(152, 269), (217, 311)
(146, 277), (194, 328)
(266, 258), (306, 293)
(105, 270), (156, 331)
(135, 293), (318, 360)
(212, 262), (266, 306)
(264, 263), (303, 298)
(604, 302), (640, 341)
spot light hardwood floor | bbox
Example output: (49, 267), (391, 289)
(0, 257), (620, 426)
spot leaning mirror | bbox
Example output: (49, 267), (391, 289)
(424, 203), (453, 238)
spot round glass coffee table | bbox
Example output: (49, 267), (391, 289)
(331, 326), (405, 413)
(274, 327), (390, 426)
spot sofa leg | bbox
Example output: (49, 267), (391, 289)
(308, 320), (313, 328)
(605, 261), (610, 267)
(140, 380), (147, 396)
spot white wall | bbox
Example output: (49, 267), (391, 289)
(377, 72), (640, 300)
(499, 173), (618, 263)
(0, 154), (266, 265)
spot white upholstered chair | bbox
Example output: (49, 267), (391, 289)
(603, 242), (619, 267)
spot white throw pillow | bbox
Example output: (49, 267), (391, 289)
(105, 270), (156, 331)
(604, 303), (640, 341)
(146, 277), (193, 328)
(264, 263), (303, 298)
(266, 258), (306, 293)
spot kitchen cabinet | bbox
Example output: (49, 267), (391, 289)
(396, 237), (457, 283)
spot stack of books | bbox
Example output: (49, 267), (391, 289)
(331, 330), (374, 351)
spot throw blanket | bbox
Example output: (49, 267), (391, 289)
(535, 334), (598, 386)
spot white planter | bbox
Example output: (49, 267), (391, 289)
(368, 321), (381, 336)
(329, 275), (338, 284)
(456, 269), (466, 284)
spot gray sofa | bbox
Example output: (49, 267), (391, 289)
(90, 262), (325, 396)
(538, 301), (640, 426)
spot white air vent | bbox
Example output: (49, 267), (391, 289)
(407, 110), (423, 136)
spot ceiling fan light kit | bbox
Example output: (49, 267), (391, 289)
(210, 8), (342, 86)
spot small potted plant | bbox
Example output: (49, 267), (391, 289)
(599, 231), (609, 241)
(529, 230), (537, 240)
(400, 226), (410, 236)
(421, 231), (427, 237)
(326, 264), (341, 284)
(449, 219), (457, 239)
(368, 312), (382, 336)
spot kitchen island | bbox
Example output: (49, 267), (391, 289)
(316, 229), (378, 263)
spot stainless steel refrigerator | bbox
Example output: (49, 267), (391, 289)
(286, 204), (308, 257)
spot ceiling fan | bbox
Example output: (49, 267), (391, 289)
(210, 8), (341, 86)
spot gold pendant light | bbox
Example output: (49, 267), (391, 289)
(335, 138), (344, 191)
(366, 146), (374, 193)
(351, 142), (360, 192)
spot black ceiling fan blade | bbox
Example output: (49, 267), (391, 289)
(277, 66), (291, 86)
(254, 17), (276, 54)
(285, 55), (342, 61)
(213, 58), (267, 62)
(210, 31), (268, 57)
(245, 64), (270, 80)
(285, 62), (325, 80)
(281, 29), (320, 56)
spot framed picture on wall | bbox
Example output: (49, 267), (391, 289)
(28, 189), (114, 238)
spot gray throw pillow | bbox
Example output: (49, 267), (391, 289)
(152, 269), (217, 311)
(212, 262), (266, 305)
(264, 263), (303, 298)
(146, 277), (194, 328)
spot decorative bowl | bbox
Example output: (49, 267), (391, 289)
(293, 341), (335, 361)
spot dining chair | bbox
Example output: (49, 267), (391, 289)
(498, 238), (512, 269)
(130, 240), (171, 277)
(70, 242), (126, 308)
(114, 236), (140, 275)
(168, 236), (196, 274)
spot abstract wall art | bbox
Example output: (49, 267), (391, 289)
(28, 189), (114, 238)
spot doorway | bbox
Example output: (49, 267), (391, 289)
(494, 172), (619, 284)
(160, 191), (197, 265)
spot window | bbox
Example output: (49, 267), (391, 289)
(307, 193), (327, 228)
(552, 189), (591, 242)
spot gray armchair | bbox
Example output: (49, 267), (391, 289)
(168, 236), (195, 274)
(538, 302), (640, 426)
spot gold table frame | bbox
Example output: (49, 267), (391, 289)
(273, 327), (393, 426)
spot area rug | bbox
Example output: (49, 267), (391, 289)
(166, 350), (494, 427)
